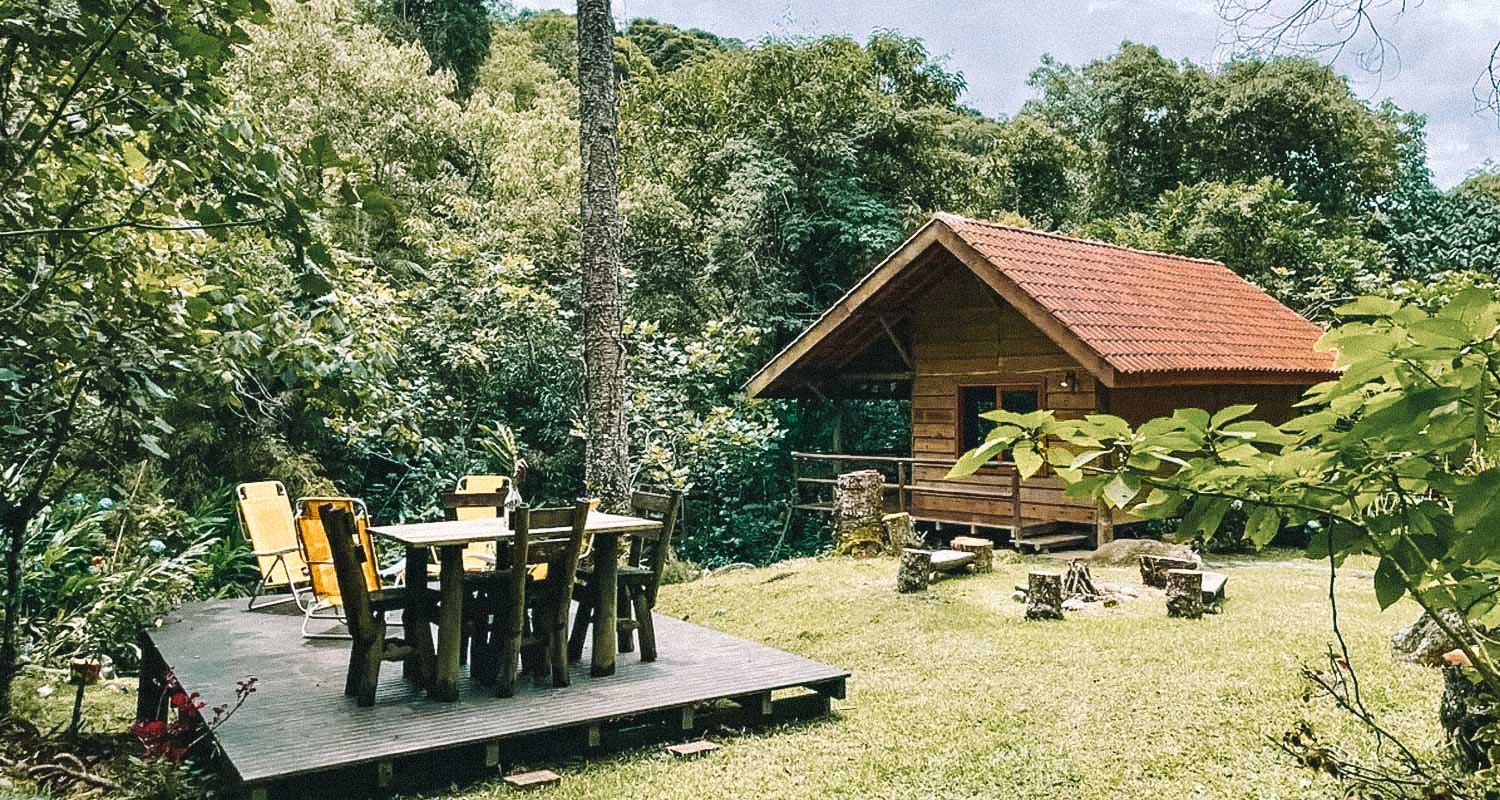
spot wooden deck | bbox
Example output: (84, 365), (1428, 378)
(141, 598), (848, 797)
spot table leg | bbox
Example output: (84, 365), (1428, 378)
(402, 547), (435, 686)
(590, 533), (618, 677)
(432, 545), (465, 702)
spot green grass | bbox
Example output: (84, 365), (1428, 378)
(437, 553), (1440, 800)
(11, 553), (1443, 799)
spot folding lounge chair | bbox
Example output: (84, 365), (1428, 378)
(236, 481), (311, 611)
(452, 475), (514, 571)
(294, 497), (382, 639)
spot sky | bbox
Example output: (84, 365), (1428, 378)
(516, 0), (1499, 188)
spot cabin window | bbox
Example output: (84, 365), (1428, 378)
(959, 385), (1042, 454)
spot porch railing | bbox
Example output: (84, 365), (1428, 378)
(790, 451), (1024, 532)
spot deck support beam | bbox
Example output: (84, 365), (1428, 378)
(733, 690), (774, 718)
(485, 741), (501, 769)
(587, 722), (602, 749)
(376, 760), (394, 789)
(813, 676), (847, 700)
(679, 705), (695, 731)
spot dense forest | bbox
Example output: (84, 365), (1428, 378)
(4, 0), (1500, 677)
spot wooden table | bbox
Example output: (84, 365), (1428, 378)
(370, 511), (662, 701)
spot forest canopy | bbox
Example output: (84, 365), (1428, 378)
(4, 0), (1500, 682)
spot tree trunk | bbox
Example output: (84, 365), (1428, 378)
(577, 0), (629, 511)
(0, 512), (24, 717)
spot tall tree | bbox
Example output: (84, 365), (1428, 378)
(576, 0), (629, 509)
(377, 0), (493, 100)
(0, 0), (321, 714)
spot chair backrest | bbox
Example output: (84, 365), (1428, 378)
(317, 505), (378, 643)
(629, 489), (684, 605)
(295, 497), (379, 607)
(235, 481), (307, 588)
(453, 475), (512, 520)
(522, 501), (590, 573)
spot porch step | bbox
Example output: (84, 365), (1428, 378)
(1016, 532), (1091, 553)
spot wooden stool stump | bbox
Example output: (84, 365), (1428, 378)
(897, 548), (931, 593)
(1166, 569), (1204, 619)
(834, 470), (885, 557)
(949, 536), (993, 573)
(882, 512), (921, 553)
(1025, 571), (1064, 620)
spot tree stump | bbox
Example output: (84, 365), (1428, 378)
(1140, 555), (1198, 588)
(897, 548), (932, 593)
(834, 470), (885, 557)
(1025, 571), (1064, 620)
(949, 536), (993, 573)
(882, 512), (921, 554)
(1165, 569), (1204, 619)
(1441, 662), (1496, 770)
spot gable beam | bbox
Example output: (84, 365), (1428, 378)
(742, 221), (945, 398)
(876, 315), (912, 370)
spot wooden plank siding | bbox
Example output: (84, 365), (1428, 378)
(907, 268), (1105, 530)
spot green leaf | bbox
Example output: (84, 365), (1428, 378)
(1452, 469), (1500, 533)
(1210, 404), (1257, 428)
(1102, 473), (1139, 508)
(1177, 496), (1229, 540)
(1373, 557), (1407, 610)
(1334, 296), (1402, 317)
(140, 435), (169, 459)
(1012, 443), (1044, 480)
(947, 438), (1008, 479)
(1245, 506), (1280, 548)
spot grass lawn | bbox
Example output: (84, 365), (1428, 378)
(8, 552), (1445, 799)
(442, 552), (1441, 800)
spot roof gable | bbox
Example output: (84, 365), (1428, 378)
(743, 214), (1337, 398)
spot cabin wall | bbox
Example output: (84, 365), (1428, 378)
(1107, 384), (1305, 426)
(907, 268), (1100, 528)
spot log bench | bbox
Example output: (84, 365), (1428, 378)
(896, 548), (977, 593)
(929, 549), (977, 574)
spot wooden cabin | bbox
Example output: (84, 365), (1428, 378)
(744, 213), (1338, 551)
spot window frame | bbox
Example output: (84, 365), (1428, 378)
(954, 381), (1047, 459)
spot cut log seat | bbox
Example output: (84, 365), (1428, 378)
(929, 549), (977, 573)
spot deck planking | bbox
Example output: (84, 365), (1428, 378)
(143, 598), (847, 794)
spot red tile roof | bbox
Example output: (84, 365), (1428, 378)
(935, 213), (1337, 378)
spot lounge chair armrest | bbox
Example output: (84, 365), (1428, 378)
(253, 546), (299, 557)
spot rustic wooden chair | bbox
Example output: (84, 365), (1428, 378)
(318, 503), (434, 706)
(293, 497), (381, 639)
(466, 501), (589, 695)
(568, 489), (683, 663)
(235, 481), (310, 611)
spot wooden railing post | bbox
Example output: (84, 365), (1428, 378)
(1010, 467), (1023, 533)
(897, 461), (907, 513)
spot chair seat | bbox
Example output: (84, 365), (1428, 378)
(369, 586), (437, 613)
(578, 564), (652, 582)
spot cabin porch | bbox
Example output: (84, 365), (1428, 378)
(791, 452), (1118, 552)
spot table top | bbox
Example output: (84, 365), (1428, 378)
(369, 510), (662, 548)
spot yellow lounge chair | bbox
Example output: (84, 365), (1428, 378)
(236, 481), (310, 612)
(453, 475), (513, 571)
(294, 497), (381, 639)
